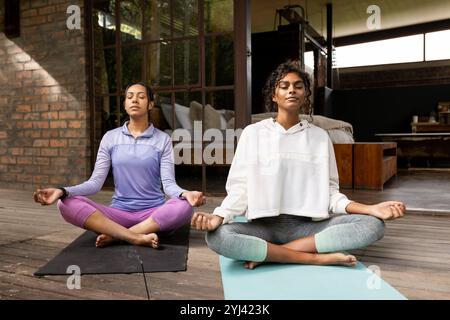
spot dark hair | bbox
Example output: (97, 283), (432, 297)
(262, 60), (312, 116)
(124, 82), (154, 102)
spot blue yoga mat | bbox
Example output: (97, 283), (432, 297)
(220, 256), (406, 300)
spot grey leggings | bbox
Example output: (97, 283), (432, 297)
(206, 214), (385, 262)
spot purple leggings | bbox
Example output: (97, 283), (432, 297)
(57, 196), (193, 233)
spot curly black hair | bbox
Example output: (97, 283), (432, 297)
(262, 60), (312, 116)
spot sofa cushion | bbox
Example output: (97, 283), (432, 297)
(226, 112), (354, 143)
(190, 101), (227, 130)
(161, 103), (181, 129)
(174, 103), (192, 130)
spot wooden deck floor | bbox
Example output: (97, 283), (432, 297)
(1, 172), (449, 300)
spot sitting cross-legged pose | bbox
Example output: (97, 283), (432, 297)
(34, 82), (205, 248)
(191, 60), (405, 269)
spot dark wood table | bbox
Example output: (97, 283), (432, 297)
(375, 133), (450, 168)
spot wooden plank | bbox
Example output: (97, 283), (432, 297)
(386, 220), (450, 230)
(355, 255), (450, 271)
(0, 258), (147, 299)
(360, 260), (450, 283)
(1, 185), (449, 300)
(358, 245), (450, 261)
(383, 230), (450, 241)
(0, 256), (153, 299)
(361, 268), (450, 294)
(0, 281), (82, 300)
(0, 270), (145, 300)
(368, 242), (450, 255)
(0, 234), (223, 300)
(353, 248), (450, 265)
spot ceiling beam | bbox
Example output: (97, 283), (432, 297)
(334, 19), (450, 47)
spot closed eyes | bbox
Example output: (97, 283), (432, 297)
(277, 81), (304, 89)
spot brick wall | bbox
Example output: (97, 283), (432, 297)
(0, 0), (90, 190)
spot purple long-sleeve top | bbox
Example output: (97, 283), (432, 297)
(65, 122), (186, 211)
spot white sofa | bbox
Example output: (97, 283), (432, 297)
(160, 101), (354, 144)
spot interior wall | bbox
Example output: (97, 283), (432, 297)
(334, 61), (450, 89)
(332, 83), (450, 141)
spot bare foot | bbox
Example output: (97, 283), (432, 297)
(244, 253), (357, 270)
(244, 261), (262, 269)
(318, 253), (357, 267)
(95, 234), (119, 248)
(136, 233), (159, 248)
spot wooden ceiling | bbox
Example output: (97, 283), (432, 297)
(252, 0), (450, 37)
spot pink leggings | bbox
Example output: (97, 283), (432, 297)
(57, 196), (193, 233)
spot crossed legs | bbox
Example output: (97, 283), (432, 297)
(206, 214), (384, 268)
(57, 196), (193, 248)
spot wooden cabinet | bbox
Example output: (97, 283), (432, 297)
(354, 143), (397, 190)
(333, 144), (353, 189)
(333, 142), (397, 190)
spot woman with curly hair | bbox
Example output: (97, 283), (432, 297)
(191, 60), (405, 269)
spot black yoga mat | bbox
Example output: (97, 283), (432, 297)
(34, 224), (190, 276)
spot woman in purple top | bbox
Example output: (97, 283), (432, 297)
(33, 82), (205, 248)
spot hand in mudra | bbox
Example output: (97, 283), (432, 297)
(183, 191), (206, 207)
(369, 201), (406, 221)
(33, 188), (63, 205)
(191, 212), (224, 231)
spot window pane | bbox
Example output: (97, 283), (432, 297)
(173, 0), (199, 38)
(204, 90), (234, 131)
(120, 0), (143, 42)
(305, 51), (314, 69)
(94, 0), (116, 46)
(158, 91), (202, 131)
(172, 92), (201, 139)
(143, 0), (171, 41)
(175, 91), (201, 111)
(206, 166), (228, 193)
(94, 48), (117, 94)
(96, 96), (120, 133)
(204, 0), (233, 34)
(205, 35), (234, 86)
(204, 91), (235, 167)
(119, 95), (127, 126)
(334, 34), (424, 68)
(207, 90), (233, 110)
(0, 0), (5, 33)
(156, 91), (172, 105)
(143, 42), (172, 87)
(175, 165), (202, 190)
(121, 45), (143, 90)
(425, 29), (450, 61)
(174, 39), (199, 86)
(156, 92), (176, 129)
(94, 96), (104, 139)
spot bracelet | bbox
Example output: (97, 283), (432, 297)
(57, 187), (69, 200)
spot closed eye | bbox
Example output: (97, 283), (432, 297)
(277, 81), (304, 89)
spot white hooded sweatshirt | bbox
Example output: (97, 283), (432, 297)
(213, 118), (352, 223)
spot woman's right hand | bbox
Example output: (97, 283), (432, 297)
(33, 188), (63, 205)
(191, 212), (224, 231)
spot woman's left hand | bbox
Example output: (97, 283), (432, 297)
(182, 191), (206, 207)
(368, 201), (406, 221)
